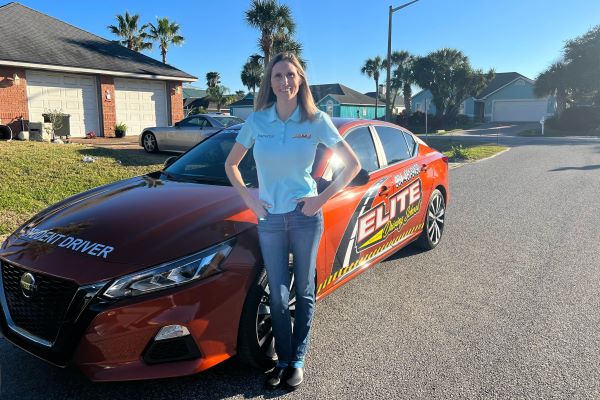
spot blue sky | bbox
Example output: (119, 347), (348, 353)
(13, 0), (600, 94)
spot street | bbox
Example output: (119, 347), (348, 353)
(1, 135), (600, 399)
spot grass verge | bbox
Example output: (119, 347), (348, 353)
(422, 137), (507, 162)
(0, 141), (168, 242)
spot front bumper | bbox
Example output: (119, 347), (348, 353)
(0, 262), (255, 382)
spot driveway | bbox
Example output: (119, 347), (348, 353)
(442, 122), (539, 137)
(69, 135), (141, 149)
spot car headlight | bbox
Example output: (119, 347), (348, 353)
(102, 241), (234, 299)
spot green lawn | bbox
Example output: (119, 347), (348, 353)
(422, 137), (507, 162)
(0, 141), (168, 242)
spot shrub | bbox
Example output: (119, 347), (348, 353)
(547, 107), (600, 132)
(448, 144), (470, 160)
(115, 122), (128, 138)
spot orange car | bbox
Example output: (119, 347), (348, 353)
(0, 118), (448, 381)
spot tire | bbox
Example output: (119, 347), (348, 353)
(415, 188), (446, 250)
(237, 265), (295, 369)
(142, 132), (159, 153)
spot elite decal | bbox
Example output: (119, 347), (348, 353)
(317, 223), (424, 295)
(356, 180), (421, 250)
(317, 164), (424, 295)
(20, 228), (115, 259)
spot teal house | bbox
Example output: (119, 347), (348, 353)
(412, 72), (556, 122)
(226, 84), (387, 120)
(311, 84), (386, 119)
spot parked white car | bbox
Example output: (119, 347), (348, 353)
(140, 114), (244, 153)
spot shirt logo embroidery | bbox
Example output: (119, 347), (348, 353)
(258, 134), (274, 138)
(293, 133), (312, 139)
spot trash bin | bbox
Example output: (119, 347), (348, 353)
(0, 125), (12, 140)
(42, 113), (70, 137)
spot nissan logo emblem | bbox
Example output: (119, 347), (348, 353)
(20, 272), (38, 298)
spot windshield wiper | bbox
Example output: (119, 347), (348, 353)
(180, 175), (233, 185)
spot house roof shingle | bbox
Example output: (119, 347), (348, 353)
(310, 84), (385, 106)
(0, 2), (196, 80)
(476, 72), (532, 99)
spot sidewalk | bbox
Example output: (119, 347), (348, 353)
(69, 135), (141, 149)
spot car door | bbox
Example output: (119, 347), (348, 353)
(180, 117), (215, 149)
(316, 124), (392, 297)
(167, 116), (203, 151)
(370, 124), (432, 240)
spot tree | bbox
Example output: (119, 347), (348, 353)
(241, 54), (264, 96)
(206, 72), (221, 89)
(361, 56), (384, 119)
(235, 90), (246, 99)
(413, 48), (494, 119)
(148, 17), (184, 64)
(564, 24), (600, 97)
(383, 50), (414, 115)
(207, 85), (231, 112)
(245, 0), (296, 65)
(535, 61), (572, 117)
(107, 11), (152, 52)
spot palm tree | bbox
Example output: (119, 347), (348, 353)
(206, 72), (221, 88)
(245, 0), (296, 65)
(207, 85), (231, 112)
(107, 11), (152, 52)
(241, 54), (263, 97)
(535, 61), (571, 117)
(383, 51), (413, 116)
(361, 56), (384, 118)
(148, 17), (184, 64)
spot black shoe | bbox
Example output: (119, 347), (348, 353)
(285, 367), (304, 390)
(265, 367), (287, 390)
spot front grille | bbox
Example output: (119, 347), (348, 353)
(1, 261), (79, 344)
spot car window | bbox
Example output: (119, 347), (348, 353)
(165, 132), (258, 187)
(402, 130), (417, 156)
(179, 117), (202, 127)
(197, 117), (210, 128)
(374, 126), (412, 165)
(214, 116), (245, 128)
(344, 127), (379, 173)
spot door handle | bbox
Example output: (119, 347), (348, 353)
(421, 163), (428, 172)
(379, 185), (389, 196)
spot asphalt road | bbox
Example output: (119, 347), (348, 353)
(1, 135), (600, 399)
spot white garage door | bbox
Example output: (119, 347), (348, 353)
(26, 70), (100, 137)
(115, 78), (168, 136)
(492, 100), (548, 122)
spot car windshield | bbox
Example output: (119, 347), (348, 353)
(213, 116), (245, 127)
(163, 131), (259, 187)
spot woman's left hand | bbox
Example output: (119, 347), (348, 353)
(296, 196), (324, 216)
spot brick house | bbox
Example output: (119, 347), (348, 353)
(0, 2), (196, 138)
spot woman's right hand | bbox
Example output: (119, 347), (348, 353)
(247, 197), (272, 219)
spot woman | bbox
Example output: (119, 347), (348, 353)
(225, 52), (361, 390)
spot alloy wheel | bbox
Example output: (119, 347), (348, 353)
(427, 192), (445, 245)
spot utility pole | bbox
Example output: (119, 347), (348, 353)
(385, 0), (420, 122)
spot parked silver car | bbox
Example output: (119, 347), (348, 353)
(140, 114), (245, 153)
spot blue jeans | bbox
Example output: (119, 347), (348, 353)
(257, 203), (324, 369)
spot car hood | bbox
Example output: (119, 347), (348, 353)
(0, 175), (257, 285)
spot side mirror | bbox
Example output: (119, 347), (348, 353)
(349, 168), (369, 186)
(163, 156), (178, 169)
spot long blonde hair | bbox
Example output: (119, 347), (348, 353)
(255, 52), (318, 122)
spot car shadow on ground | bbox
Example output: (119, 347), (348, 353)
(549, 164), (600, 171)
(0, 340), (292, 399)
(75, 147), (172, 167)
(383, 241), (426, 262)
